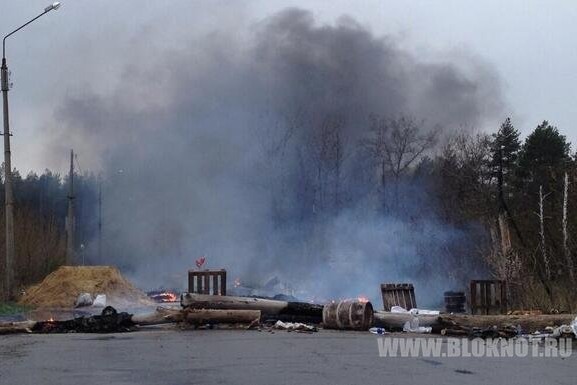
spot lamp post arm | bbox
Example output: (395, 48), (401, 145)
(2, 9), (50, 59)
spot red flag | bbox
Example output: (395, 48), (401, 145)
(195, 256), (206, 269)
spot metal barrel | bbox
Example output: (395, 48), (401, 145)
(444, 291), (466, 313)
(322, 300), (374, 330)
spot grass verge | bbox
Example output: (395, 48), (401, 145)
(0, 303), (32, 316)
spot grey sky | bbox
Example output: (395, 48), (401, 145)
(2, 0), (576, 173)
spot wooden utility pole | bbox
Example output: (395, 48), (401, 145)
(65, 149), (75, 264)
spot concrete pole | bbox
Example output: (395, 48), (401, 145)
(1, 2), (62, 300)
(66, 149), (75, 264)
(1, 58), (15, 301)
(98, 178), (102, 261)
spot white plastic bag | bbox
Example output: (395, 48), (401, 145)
(92, 294), (107, 307)
(410, 309), (440, 316)
(75, 293), (93, 308)
(390, 306), (439, 316)
(402, 316), (432, 333)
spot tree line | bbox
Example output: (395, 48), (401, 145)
(0, 169), (99, 297)
(262, 114), (576, 310)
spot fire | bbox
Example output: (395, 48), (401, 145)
(147, 290), (178, 303)
(357, 295), (369, 303)
(160, 291), (178, 302)
(48, 317), (54, 322)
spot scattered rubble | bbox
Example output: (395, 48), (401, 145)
(32, 306), (135, 333)
(0, 306), (135, 334)
(5, 271), (577, 339)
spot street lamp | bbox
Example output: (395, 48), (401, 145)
(1, 2), (62, 300)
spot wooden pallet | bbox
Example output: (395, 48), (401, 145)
(380, 283), (417, 311)
(188, 269), (227, 296)
(470, 280), (507, 315)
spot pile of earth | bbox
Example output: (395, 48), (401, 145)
(19, 266), (154, 309)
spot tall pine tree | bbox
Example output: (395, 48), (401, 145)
(491, 117), (521, 211)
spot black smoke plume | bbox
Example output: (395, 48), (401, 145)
(51, 8), (502, 305)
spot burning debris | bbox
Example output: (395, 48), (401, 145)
(0, 307), (134, 334)
(147, 290), (179, 303)
(3, 266), (577, 340)
(32, 306), (135, 334)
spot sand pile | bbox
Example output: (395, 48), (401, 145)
(19, 266), (154, 309)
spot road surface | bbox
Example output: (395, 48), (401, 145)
(0, 328), (574, 385)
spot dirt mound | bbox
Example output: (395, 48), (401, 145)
(19, 266), (154, 309)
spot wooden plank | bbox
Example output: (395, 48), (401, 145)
(501, 281), (507, 314)
(188, 271), (194, 293)
(212, 273), (219, 295)
(469, 281), (476, 315)
(221, 271), (227, 296)
(204, 273), (210, 295)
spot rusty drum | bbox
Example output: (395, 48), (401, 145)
(322, 300), (374, 330)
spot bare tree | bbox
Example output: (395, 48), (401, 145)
(537, 185), (551, 279)
(309, 115), (346, 215)
(382, 116), (439, 180)
(562, 172), (574, 281)
(362, 115), (439, 209)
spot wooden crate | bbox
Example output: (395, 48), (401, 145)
(470, 280), (507, 315)
(188, 269), (227, 296)
(380, 283), (417, 311)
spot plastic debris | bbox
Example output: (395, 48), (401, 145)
(74, 293), (93, 308)
(391, 305), (436, 333)
(369, 327), (387, 335)
(273, 320), (317, 332)
(402, 315), (432, 333)
(92, 294), (107, 307)
(390, 306), (439, 316)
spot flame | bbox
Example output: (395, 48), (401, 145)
(160, 292), (178, 302)
(357, 295), (369, 303)
(148, 290), (178, 302)
(48, 317), (54, 322)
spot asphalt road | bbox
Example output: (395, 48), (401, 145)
(0, 328), (575, 385)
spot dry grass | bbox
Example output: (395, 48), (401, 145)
(509, 278), (577, 313)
